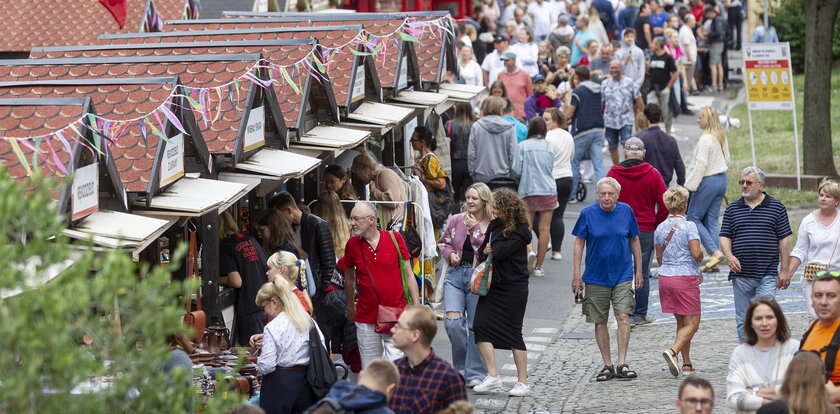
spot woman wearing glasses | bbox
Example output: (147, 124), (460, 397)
(684, 107), (730, 272)
(726, 298), (798, 414)
(783, 179), (840, 320)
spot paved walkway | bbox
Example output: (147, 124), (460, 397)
(473, 269), (812, 413)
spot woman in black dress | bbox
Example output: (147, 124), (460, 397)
(472, 188), (532, 397)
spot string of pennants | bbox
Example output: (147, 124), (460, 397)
(0, 16), (454, 176)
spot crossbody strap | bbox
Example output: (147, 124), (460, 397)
(661, 219), (685, 254)
(387, 231), (412, 304)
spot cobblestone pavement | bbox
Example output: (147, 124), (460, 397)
(474, 270), (812, 413)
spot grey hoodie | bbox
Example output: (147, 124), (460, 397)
(468, 115), (518, 183)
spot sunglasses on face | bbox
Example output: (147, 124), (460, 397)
(738, 180), (757, 186)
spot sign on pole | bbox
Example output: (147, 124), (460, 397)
(742, 42), (801, 189)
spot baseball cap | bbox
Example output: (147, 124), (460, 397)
(493, 35), (508, 43)
(500, 51), (517, 61)
(532, 74), (546, 83)
(557, 14), (569, 25)
(624, 137), (646, 152)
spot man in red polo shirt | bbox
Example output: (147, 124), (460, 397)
(339, 202), (421, 369)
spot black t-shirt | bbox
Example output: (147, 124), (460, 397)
(634, 14), (649, 50)
(755, 400), (787, 414)
(220, 233), (268, 316)
(649, 52), (677, 90)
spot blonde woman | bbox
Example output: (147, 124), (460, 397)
(253, 278), (323, 413)
(314, 191), (351, 257)
(656, 186), (703, 377)
(756, 352), (835, 414)
(458, 45), (484, 87)
(588, 6), (610, 46)
(267, 251), (313, 314)
(685, 107), (730, 271)
(784, 179), (840, 319)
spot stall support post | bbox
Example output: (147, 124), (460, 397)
(200, 210), (222, 325)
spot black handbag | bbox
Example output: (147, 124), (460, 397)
(428, 177), (454, 229)
(306, 321), (337, 399)
(400, 202), (422, 258)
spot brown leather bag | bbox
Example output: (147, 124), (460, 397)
(183, 230), (206, 343)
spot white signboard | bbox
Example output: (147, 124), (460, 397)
(71, 163), (99, 221)
(403, 116), (418, 164)
(397, 53), (409, 90)
(244, 105), (266, 152)
(743, 43), (794, 111)
(351, 64), (365, 103)
(160, 133), (185, 187)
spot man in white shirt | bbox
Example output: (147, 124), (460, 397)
(482, 36), (516, 85)
(679, 14), (698, 94)
(527, 0), (556, 41)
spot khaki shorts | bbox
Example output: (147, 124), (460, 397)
(582, 281), (635, 324)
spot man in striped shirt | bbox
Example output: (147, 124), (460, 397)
(720, 167), (793, 342)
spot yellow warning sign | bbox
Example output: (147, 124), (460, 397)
(743, 43), (794, 111)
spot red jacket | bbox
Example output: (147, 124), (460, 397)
(607, 160), (668, 232)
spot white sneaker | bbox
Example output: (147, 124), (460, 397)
(527, 251), (537, 273)
(467, 378), (483, 388)
(472, 375), (503, 393)
(551, 252), (562, 261)
(508, 381), (531, 397)
(532, 268), (545, 277)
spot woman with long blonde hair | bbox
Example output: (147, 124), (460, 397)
(314, 191), (351, 257)
(756, 352), (834, 414)
(253, 277), (321, 413)
(684, 106), (730, 272)
(266, 250), (313, 314)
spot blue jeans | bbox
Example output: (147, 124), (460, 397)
(732, 275), (777, 342)
(687, 173), (727, 253)
(443, 266), (487, 382)
(605, 125), (633, 149)
(632, 231), (655, 318)
(570, 129), (605, 200)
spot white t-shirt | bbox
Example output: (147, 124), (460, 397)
(509, 42), (540, 77)
(459, 59), (484, 87)
(545, 127), (574, 178)
(481, 49), (521, 85)
(678, 25), (697, 63)
(527, 1), (556, 38)
(791, 210), (840, 268)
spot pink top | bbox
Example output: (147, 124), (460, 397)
(497, 69), (533, 119)
(665, 44), (684, 63)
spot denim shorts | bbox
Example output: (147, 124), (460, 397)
(605, 125), (632, 149)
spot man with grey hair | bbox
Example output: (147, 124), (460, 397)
(601, 59), (643, 165)
(571, 177), (644, 381)
(720, 167), (793, 342)
(338, 202), (421, 368)
(607, 138), (667, 326)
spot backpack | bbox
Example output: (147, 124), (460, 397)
(799, 320), (840, 383)
(303, 397), (350, 414)
(306, 322), (337, 398)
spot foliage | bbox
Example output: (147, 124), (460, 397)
(773, 0), (840, 73)
(725, 70), (840, 207)
(0, 168), (241, 414)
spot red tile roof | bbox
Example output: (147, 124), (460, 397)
(0, 98), (88, 183)
(0, 0), (189, 53)
(187, 17), (406, 88)
(47, 38), (322, 128)
(0, 54), (263, 163)
(0, 78), (180, 193)
(410, 15), (453, 85)
(148, 23), (365, 107)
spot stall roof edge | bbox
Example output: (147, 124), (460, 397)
(0, 97), (91, 107)
(33, 39), (315, 53)
(101, 24), (363, 39)
(219, 11), (451, 19)
(0, 54), (263, 66)
(0, 77), (179, 88)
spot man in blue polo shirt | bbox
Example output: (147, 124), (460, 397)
(572, 177), (643, 382)
(720, 166), (792, 342)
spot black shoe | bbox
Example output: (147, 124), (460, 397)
(681, 109), (695, 115)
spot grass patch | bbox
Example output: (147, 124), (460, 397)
(725, 70), (840, 207)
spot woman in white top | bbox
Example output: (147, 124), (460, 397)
(685, 107), (730, 272)
(784, 179), (840, 319)
(253, 277), (323, 414)
(458, 45), (484, 87)
(542, 108), (573, 261)
(726, 298), (799, 414)
(509, 28), (540, 77)
(587, 7), (610, 46)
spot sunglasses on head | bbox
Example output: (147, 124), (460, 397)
(816, 270), (840, 278)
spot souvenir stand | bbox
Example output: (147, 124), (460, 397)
(159, 19), (416, 168)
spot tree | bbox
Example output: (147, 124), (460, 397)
(0, 169), (240, 414)
(803, 0), (840, 176)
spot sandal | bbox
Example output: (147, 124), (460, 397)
(682, 364), (695, 375)
(615, 364), (638, 380)
(595, 365), (615, 382)
(662, 349), (680, 377)
(701, 256), (721, 272)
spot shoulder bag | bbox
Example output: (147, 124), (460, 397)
(364, 232), (413, 334)
(183, 230), (206, 344)
(804, 225), (840, 281)
(306, 320), (337, 399)
(469, 233), (494, 296)
(421, 153), (454, 229)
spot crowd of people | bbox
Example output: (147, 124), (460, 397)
(207, 1), (840, 412)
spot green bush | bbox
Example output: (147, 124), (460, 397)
(773, 0), (840, 73)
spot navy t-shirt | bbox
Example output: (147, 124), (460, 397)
(572, 202), (640, 287)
